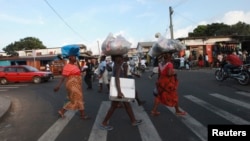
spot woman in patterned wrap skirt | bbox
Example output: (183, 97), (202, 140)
(54, 55), (90, 119)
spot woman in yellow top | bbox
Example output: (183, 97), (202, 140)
(54, 54), (90, 120)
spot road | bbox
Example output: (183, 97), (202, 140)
(0, 68), (250, 141)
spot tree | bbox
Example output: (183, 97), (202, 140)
(188, 25), (207, 37)
(2, 37), (47, 56)
(188, 22), (250, 37)
(230, 22), (250, 35)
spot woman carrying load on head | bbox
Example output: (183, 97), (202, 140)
(54, 50), (90, 120)
(151, 52), (186, 116)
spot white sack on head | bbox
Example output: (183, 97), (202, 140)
(157, 35), (186, 52)
(102, 33), (132, 56)
(149, 35), (186, 57)
(148, 42), (163, 57)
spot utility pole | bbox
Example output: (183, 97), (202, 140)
(97, 40), (100, 56)
(169, 6), (174, 39)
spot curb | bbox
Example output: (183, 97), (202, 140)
(0, 95), (12, 121)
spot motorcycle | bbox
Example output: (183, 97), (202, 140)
(244, 63), (250, 74)
(215, 61), (250, 85)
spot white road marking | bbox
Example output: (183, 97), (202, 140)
(235, 91), (250, 98)
(38, 110), (76, 141)
(88, 101), (162, 141)
(131, 102), (162, 141)
(165, 106), (207, 141)
(88, 101), (110, 141)
(185, 95), (250, 124)
(210, 93), (250, 110)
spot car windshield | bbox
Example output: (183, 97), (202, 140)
(24, 66), (39, 72)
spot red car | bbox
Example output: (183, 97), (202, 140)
(0, 65), (54, 85)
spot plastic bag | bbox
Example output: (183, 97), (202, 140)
(148, 35), (186, 57)
(61, 44), (80, 57)
(101, 33), (132, 56)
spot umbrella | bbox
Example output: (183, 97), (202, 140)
(61, 44), (80, 58)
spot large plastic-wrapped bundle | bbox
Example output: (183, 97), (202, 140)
(61, 44), (80, 58)
(148, 42), (163, 57)
(102, 33), (132, 56)
(148, 35), (186, 57)
(158, 36), (186, 52)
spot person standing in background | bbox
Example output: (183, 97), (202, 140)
(123, 55), (146, 106)
(179, 55), (185, 69)
(98, 55), (109, 93)
(148, 56), (159, 79)
(83, 58), (94, 90)
(46, 63), (50, 72)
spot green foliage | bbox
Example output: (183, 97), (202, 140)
(189, 22), (250, 37)
(2, 37), (47, 56)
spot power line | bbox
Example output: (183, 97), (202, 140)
(43, 0), (88, 43)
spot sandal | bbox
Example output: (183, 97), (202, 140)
(151, 111), (160, 116)
(176, 111), (187, 116)
(132, 120), (143, 126)
(99, 124), (114, 131)
(58, 110), (65, 118)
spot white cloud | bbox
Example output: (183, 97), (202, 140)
(173, 10), (250, 39)
(221, 11), (250, 25)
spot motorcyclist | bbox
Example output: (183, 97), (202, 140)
(223, 51), (243, 76)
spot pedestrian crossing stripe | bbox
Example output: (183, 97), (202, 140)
(34, 91), (250, 141)
(184, 95), (250, 124)
(165, 106), (207, 141)
(88, 101), (162, 141)
(88, 101), (109, 141)
(210, 93), (250, 110)
(235, 91), (250, 98)
(38, 110), (77, 141)
(131, 102), (162, 141)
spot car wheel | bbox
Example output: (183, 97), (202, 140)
(0, 78), (8, 85)
(33, 76), (42, 84)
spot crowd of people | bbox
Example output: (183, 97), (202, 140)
(52, 49), (188, 131)
(52, 46), (249, 132)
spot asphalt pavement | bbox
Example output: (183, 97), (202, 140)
(0, 95), (11, 121)
(0, 66), (248, 122)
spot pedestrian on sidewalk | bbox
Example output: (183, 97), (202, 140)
(54, 53), (90, 120)
(100, 55), (142, 131)
(151, 52), (186, 116)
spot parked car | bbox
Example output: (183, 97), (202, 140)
(0, 65), (54, 85)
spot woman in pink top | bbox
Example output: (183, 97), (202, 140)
(54, 55), (90, 120)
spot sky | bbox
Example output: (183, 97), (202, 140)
(0, 0), (249, 55)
